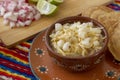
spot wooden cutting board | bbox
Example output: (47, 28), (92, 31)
(0, 0), (111, 47)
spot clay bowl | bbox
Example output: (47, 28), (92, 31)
(45, 16), (108, 72)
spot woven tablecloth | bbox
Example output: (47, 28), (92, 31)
(0, 38), (38, 80)
(0, 2), (120, 80)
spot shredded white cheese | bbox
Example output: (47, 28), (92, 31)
(50, 22), (105, 57)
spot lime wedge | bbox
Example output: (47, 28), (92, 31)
(29, 0), (38, 2)
(37, 0), (57, 15)
(48, 0), (64, 5)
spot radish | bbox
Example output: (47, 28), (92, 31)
(3, 12), (12, 19)
(7, 1), (17, 11)
(18, 21), (25, 27)
(34, 12), (41, 20)
(0, 7), (6, 16)
(0, 0), (41, 28)
(25, 20), (32, 26)
(10, 21), (16, 28)
(18, 9), (27, 15)
(4, 12), (18, 22)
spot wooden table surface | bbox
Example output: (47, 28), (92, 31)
(0, 0), (111, 47)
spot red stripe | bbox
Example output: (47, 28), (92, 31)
(0, 47), (28, 62)
(115, 1), (120, 3)
(11, 47), (28, 57)
(0, 58), (33, 75)
(20, 42), (30, 49)
(0, 71), (27, 80)
(0, 43), (6, 47)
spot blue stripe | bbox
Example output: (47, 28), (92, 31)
(0, 53), (30, 68)
(111, 3), (119, 6)
(0, 65), (37, 80)
(27, 39), (33, 43)
(107, 4), (120, 11)
(110, 3), (120, 8)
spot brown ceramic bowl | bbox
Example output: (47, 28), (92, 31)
(45, 16), (108, 72)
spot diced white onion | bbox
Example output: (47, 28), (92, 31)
(93, 41), (100, 47)
(55, 23), (62, 31)
(62, 42), (71, 51)
(57, 40), (64, 48)
(81, 38), (91, 48)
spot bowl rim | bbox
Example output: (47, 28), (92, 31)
(45, 16), (108, 60)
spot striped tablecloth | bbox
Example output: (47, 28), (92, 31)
(0, 2), (120, 80)
(0, 38), (37, 80)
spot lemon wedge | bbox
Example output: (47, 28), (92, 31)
(37, 0), (57, 15)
